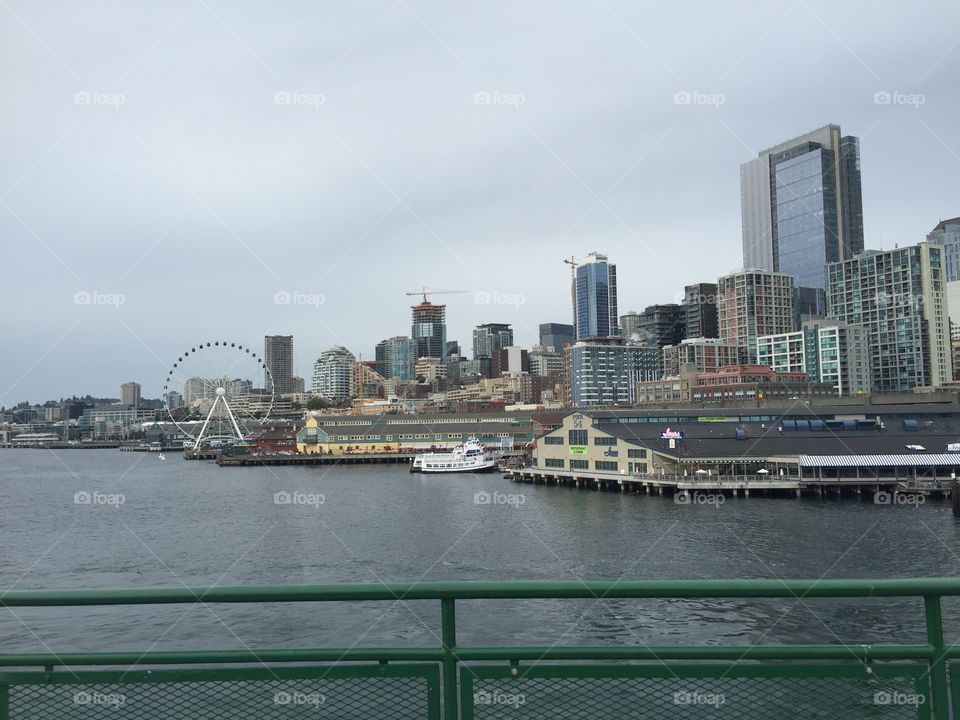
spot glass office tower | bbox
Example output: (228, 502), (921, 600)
(740, 125), (864, 311)
(573, 252), (618, 340)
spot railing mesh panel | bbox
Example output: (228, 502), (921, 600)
(8, 676), (431, 719)
(468, 675), (926, 719)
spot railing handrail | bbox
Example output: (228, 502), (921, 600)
(4, 577), (960, 605)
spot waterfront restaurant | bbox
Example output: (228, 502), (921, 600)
(295, 413), (534, 455)
(533, 407), (960, 482)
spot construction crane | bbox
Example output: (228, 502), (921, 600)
(405, 287), (469, 304)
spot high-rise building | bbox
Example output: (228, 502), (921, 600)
(620, 305), (684, 349)
(472, 323), (513, 360)
(567, 338), (659, 407)
(756, 321), (870, 396)
(497, 346), (529, 374)
(927, 216), (960, 281)
(120, 382), (141, 407)
(411, 302), (447, 363)
(661, 338), (744, 376)
(683, 283), (719, 339)
(740, 125), (864, 295)
(530, 345), (564, 377)
(375, 336), (417, 380)
(163, 390), (183, 410)
(826, 244), (952, 392)
(264, 335), (294, 395)
(539, 323), (574, 351)
(446, 340), (462, 358)
(718, 270), (795, 363)
(311, 346), (356, 402)
(573, 252), (618, 340)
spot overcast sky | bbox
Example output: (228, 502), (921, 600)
(2, 0), (958, 403)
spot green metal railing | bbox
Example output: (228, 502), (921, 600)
(1, 578), (960, 718)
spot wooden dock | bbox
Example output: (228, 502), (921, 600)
(507, 467), (951, 500)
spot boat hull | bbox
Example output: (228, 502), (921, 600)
(420, 461), (499, 474)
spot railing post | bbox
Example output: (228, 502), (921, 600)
(925, 594), (950, 720)
(0, 685), (7, 720)
(441, 597), (458, 720)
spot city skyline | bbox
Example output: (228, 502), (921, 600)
(3, 1), (960, 402)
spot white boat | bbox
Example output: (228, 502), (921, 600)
(411, 438), (497, 474)
(158, 453), (166, 461)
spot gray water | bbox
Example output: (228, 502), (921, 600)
(2, 448), (960, 656)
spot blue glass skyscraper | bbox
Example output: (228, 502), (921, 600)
(573, 252), (618, 340)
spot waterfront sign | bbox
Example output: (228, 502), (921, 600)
(569, 446), (587, 455)
(697, 416), (736, 423)
(659, 428), (685, 440)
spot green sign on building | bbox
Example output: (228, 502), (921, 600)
(569, 446), (588, 456)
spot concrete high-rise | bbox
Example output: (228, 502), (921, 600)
(538, 323), (574, 350)
(264, 335), (294, 395)
(120, 382), (141, 407)
(740, 125), (864, 296)
(411, 302), (447, 363)
(718, 270), (795, 363)
(573, 252), (618, 340)
(827, 244), (952, 392)
(311, 346), (356, 402)
(756, 321), (870, 396)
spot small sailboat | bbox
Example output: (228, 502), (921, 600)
(158, 453), (166, 461)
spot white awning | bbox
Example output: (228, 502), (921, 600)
(799, 454), (960, 468)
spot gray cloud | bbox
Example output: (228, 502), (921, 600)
(1, 0), (958, 402)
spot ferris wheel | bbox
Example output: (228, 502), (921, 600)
(161, 340), (275, 450)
